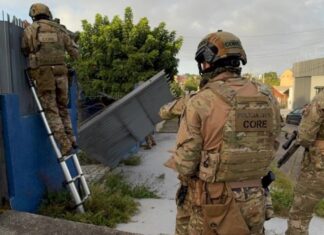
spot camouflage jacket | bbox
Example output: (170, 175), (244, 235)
(298, 91), (324, 147)
(159, 95), (191, 120)
(174, 72), (281, 176)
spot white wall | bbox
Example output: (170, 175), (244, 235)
(288, 87), (294, 110)
(310, 76), (324, 100)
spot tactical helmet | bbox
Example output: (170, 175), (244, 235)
(29, 3), (52, 20)
(195, 30), (247, 73)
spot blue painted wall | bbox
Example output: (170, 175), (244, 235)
(0, 76), (78, 213)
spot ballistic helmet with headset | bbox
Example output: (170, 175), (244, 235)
(195, 30), (247, 74)
(29, 3), (52, 20)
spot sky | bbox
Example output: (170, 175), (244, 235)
(2, 0), (324, 76)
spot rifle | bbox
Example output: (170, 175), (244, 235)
(176, 184), (188, 207)
(277, 130), (300, 168)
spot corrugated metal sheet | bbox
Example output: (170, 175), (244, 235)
(0, 113), (8, 206)
(293, 58), (324, 78)
(78, 71), (174, 167)
(0, 13), (36, 115)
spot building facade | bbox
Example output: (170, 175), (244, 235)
(292, 58), (324, 109)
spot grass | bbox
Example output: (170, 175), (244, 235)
(270, 167), (294, 217)
(120, 155), (142, 166)
(77, 150), (100, 165)
(315, 199), (324, 217)
(270, 166), (324, 217)
(38, 173), (158, 227)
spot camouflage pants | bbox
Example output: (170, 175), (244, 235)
(286, 148), (324, 235)
(36, 74), (74, 155)
(187, 187), (265, 235)
(176, 192), (192, 235)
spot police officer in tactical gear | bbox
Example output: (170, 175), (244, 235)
(21, 3), (79, 156)
(170, 30), (281, 235)
(285, 93), (324, 235)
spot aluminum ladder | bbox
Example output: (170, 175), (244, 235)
(25, 71), (90, 213)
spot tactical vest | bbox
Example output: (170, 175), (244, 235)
(28, 20), (66, 68)
(198, 81), (278, 183)
(315, 92), (324, 140)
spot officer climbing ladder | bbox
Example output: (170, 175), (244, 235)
(26, 71), (90, 213)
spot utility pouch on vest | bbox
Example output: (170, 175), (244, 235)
(202, 184), (250, 235)
(51, 65), (68, 76)
(189, 178), (204, 206)
(308, 142), (324, 170)
(28, 54), (38, 69)
(198, 151), (220, 182)
(35, 66), (56, 91)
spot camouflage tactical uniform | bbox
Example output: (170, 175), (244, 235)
(174, 72), (281, 235)
(22, 16), (79, 156)
(160, 96), (192, 235)
(286, 91), (324, 235)
(159, 96), (189, 120)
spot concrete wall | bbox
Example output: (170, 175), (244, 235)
(287, 87), (294, 110)
(292, 58), (324, 108)
(293, 76), (311, 109)
(310, 76), (324, 100)
(293, 58), (324, 78)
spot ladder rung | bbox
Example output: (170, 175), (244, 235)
(73, 194), (91, 210)
(66, 174), (84, 184)
(81, 194), (90, 202)
(58, 154), (74, 162)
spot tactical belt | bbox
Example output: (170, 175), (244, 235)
(228, 179), (261, 189)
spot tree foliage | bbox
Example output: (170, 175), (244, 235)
(263, 72), (280, 87)
(170, 80), (184, 98)
(75, 7), (183, 99)
(184, 75), (200, 92)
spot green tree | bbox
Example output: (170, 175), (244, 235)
(170, 80), (184, 98)
(184, 75), (200, 92)
(262, 72), (280, 87)
(75, 7), (183, 99)
(242, 72), (258, 81)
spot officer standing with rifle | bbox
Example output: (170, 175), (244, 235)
(284, 93), (324, 234)
(170, 30), (281, 235)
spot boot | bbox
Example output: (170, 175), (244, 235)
(69, 136), (79, 149)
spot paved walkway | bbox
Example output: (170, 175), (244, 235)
(115, 133), (324, 235)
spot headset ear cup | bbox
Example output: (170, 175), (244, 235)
(203, 46), (215, 63)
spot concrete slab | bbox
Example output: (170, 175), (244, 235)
(0, 210), (141, 235)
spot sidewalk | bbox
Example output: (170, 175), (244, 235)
(116, 133), (324, 235)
